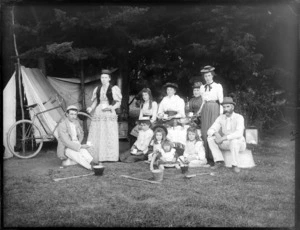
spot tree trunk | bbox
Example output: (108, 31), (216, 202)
(80, 60), (86, 110)
(119, 53), (129, 116)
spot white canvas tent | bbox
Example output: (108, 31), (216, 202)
(3, 65), (100, 159)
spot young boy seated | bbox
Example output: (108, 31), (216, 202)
(120, 118), (153, 163)
(152, 140), (180, 170)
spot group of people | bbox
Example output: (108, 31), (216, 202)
(57, 65), (247, 173)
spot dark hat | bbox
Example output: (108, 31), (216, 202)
(190, 76), (202, 84)
(163, 82), (178, 90)
(101, 68), (118, 75)
(221, 97), (236, 105)
(101, 69), (112, 75)
(152, 124), (168, 136)
(200, 65), (215, 73)
(192, 82), (203, 89)
(137, 117), (151, 125)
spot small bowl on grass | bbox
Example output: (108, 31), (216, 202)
(180, 165), (189, 174)
(93, 165), (105, 176)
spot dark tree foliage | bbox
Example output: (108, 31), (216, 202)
(3, 2), (298, 130)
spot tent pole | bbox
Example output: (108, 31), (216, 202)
(80, 60), (88, 142)
(12, 7), (25, 152)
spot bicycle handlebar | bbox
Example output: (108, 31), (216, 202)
(25, 94), (64, 111)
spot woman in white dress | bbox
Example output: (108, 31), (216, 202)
(157, 82), (185, 120)
(157, 82), (187, 145)
(199, 65), (223, 166)
(86, 70), (122, 163)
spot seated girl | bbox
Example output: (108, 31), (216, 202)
(153, 140), (180, 170)
(178, 126), (208, 167)
(146, 125), (168, 163)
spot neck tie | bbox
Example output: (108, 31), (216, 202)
(205, 82), (214, 91)
(226, 117), (231, 131)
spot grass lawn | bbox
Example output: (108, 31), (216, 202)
(3, 133), (295, 227)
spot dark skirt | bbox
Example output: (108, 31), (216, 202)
(201, 101), (220, 162)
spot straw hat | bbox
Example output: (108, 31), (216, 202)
(66, 105), (78, 112)
(137, 117), (151, 125)
(200, 65), (215, 73)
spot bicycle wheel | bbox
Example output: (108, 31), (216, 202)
(77, 111), (92, 143)
(7, 120), (44, 159)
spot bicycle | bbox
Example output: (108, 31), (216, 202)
(6, 94), (92, 159)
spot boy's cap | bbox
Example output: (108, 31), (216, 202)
(137, 117), (151, 125)
(66, 105), (78, 112)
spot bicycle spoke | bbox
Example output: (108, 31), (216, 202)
(7, 120), (43, 159)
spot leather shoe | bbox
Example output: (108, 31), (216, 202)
(211, 161), (224, 169)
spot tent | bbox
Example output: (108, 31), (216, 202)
(3, 65), (100, 159)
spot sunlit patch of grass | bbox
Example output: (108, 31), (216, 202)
(3, 135), (295, 227)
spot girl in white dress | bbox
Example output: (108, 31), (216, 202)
(86, 70), (122, 163)
(139, 88), (158, 123)
(130, 88), (158, 138)
(147, 125), (168, 162)
(178, 126), (207, 167)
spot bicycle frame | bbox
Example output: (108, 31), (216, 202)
(29, 103), (65, 140)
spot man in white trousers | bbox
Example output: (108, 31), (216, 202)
(57, 105), (95, 170)
(207, 97), (246, 173)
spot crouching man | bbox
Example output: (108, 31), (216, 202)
(207, 97), (246, 173)
(57, 105), (95, 170)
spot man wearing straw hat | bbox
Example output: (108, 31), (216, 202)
(57, 105), (95, 170)
(207, 97), (246, 173)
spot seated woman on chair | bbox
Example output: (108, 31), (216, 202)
(157, 82), (187, 145)
(157, 82), (185, 126)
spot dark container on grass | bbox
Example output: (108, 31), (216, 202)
(180, 165), (189, 174)
(93, 165), (105, 176)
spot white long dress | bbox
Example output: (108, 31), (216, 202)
(87, 85), (122, 162)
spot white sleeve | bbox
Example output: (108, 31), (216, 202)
(151, 101), (158, 121)
(195, 141), (206, 161)
(200, 85), (205, 97)
(91, 87), (98, 102)
(112, 86), (122, 102)
(157, 98), (166, 115)
(177, 97), (186, 118)
(217, 83), (223, 104)
(207, 116), (222, 137)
